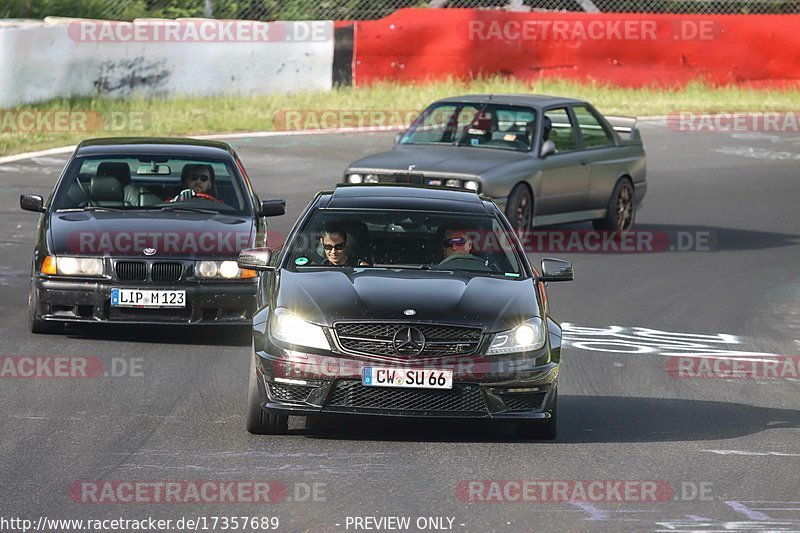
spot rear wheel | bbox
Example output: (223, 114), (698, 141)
(505, 183), (533, 234)
(593, 178), (635, 232)
(246, 362), (289, 435)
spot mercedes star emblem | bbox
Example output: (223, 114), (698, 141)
(403, 309), (416, 316)
(392, 327), (425, 357)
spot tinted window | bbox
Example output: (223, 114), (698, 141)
(544, 108), (577, 153)
(401, 103), (537, 152)
(285, 209), (527, 277)
(574, 106), (613, 148)
(53, 156), (250, 214)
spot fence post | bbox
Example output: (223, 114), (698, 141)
(204, 0), (213, 17)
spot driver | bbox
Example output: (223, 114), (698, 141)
(320, 224), (370, 267)
(436, 224), (488, 269)
(169, 164), (223, 203)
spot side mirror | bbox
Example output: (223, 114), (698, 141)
(540, 258), (574, 282)
(20, 194), (45, 213)
(540, 140), (556, 158)
(238, 247), (274, 271)
(259, 199), (286, 217)
(394, 132), (404, 144)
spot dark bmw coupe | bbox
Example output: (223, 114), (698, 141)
(20, 138), (285, 333)
(239, 185), (573, 438)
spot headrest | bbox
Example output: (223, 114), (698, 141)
(90, 175), (123, 202)
(97, 162), (131, 185)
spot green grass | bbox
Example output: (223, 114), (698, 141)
(3, 77), (800, 156)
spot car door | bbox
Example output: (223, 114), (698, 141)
(571, 105), (620, 211)
(536, 107), (591, 217)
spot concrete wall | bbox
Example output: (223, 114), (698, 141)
(0, 18), (334, 107)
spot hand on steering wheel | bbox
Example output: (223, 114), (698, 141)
(169, 189), (225, 205)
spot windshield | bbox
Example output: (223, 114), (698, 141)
(52, 156), (251, 215)
(399, 103), (537, 152)
(284, 209), (527, 277)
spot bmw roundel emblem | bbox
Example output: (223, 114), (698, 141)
(143, 248), (157, 256)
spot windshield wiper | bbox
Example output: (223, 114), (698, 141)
(159, 205), (219, 214)
(56, 206), (124, 212)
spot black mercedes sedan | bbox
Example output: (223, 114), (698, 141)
(238, 185), (573, 438)
(20, 137), (285, 333)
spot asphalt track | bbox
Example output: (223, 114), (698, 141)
(0, 123), (799, 532)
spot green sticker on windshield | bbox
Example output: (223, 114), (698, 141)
(504, 273), (520, 277)
(295, 257), (309, 266)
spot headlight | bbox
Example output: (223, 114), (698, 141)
(195, 260), (255, 279)
(41, 256), (104, 277)
(270, 308), (331, 351)
(364, 174), (379, 184)
(348, 173), (363, 184)
(463, 180), (480, 192)
(487, 317), (546, 355)
(445, 179), (461, 188)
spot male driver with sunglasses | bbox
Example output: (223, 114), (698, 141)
(320, 225), (370, 267)
(437, 223), (486, 269)
(169, 163), (224, 203)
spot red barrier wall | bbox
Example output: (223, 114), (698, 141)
(352, 9), (800, 87)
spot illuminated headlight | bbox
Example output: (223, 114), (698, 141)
(270, 308), (331, 351)
(195, 260), (255, 279)
(348, 173), (363, 184)
(445, 179), (461, 188)
(487, 317), (546, 355)
(45, 256), (104, 277)
(463, 180), (480, 192)
(364, 174), (379, 184)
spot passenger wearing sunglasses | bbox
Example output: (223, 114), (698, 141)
(319, 225), (370, 267)
(169, 164), (224, 203)
(437, 224), (486, 269)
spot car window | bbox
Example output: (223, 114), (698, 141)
(285, 209), (527, 277)
(544, 108), (578, 153)
(401, 103), (536, 152)
(574, 106), (613, 148)
(52, 156), (250, 214)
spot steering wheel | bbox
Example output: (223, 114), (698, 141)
(437, 253), (491, 271)
(169, 190), (226, 205)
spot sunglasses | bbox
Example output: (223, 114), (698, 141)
(187, 174), (210, 182)
(323, 242), (346, 251)
(443, 237), (468, 247)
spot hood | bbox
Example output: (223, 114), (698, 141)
(348, 144), (531, 176)
(47, 210), (255, 260)
(275, 268), (539, 333)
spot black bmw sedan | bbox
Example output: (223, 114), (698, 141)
(239, 185), (573, 438)
(20, 137), (285, 333)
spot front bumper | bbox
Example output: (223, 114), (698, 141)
(32, 277), (256, 325)
(252, 342), (558, 421)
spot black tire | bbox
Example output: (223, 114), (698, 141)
(246, 362), (289, 435)
(516, 389), (557, 440)
(505, 183), (533, 234)
(593, 178), (635, 232)
(28, 283), (62, 334)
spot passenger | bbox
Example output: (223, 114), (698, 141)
(320, 225), (370, 267)
(170, 164), (222, 203)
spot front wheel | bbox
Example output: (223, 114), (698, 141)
(593, 179), (635, 232)
(505, 183), (533, 234)
(246, 362), (289, 435)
